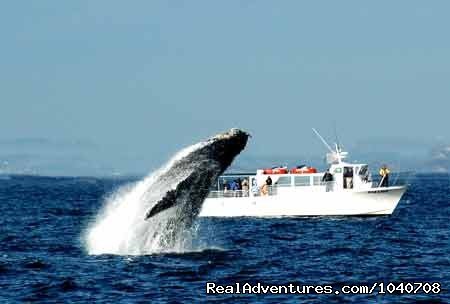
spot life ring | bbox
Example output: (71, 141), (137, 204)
(263, 168), (288, 174)
(272, 168), (288, 174)
(290, 167), (317, 174)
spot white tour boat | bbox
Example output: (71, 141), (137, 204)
(199, 129), (410, 217)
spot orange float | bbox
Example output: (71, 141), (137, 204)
(290, 167), (317, 174)
(262, 167), (288, 174)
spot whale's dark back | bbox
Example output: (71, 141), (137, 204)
(143, 128), (249, 249)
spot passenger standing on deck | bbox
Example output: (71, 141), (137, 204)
(343, 167), (353, 189)
(222, 179), (228, 197)
(242, 178), (249, 197)
(222, 180), (228, 190)
(251, 179), (259, 196)
(379, 165), (390, 187)
(237, 178), (242, 197)
(322, 169), (334, 192)
(230, 180), (239, 197)
(260, 183), (269, 196)
(265, 176), (273, 195)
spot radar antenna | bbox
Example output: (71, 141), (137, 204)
(312, 128), (334, 153)
(333, 122), (341, 151)
(312, 128), (348, 164)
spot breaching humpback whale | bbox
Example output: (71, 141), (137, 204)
(86, 128), (249, 254)
(145, 128), (249, 221)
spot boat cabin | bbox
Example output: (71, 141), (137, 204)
(209, 140), (376, 199)
(328, 163), (371, 190)
(208, 129), (390, 198)
(209, 160), (373, 199)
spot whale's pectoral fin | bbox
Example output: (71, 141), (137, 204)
(145, 190), (178, 220)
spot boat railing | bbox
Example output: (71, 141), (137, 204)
(207, 186), (281, 198)
(208, 189), (251, 198)
(369, 171), (414, 188)
(206, 173), (414, 198)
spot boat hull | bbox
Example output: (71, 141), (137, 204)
(199, 186), (406, 217)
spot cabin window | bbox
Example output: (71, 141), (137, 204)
(313, 176), (324, 186)
(359, 165), (368, 176)
(358, 165), (369, 182)
(276, 176), (292, 187)
(294, 176), (310, 186)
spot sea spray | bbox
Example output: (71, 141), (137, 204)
(84, 128), (249, 255)
(85, 142), (206, 255)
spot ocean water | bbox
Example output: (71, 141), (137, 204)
(0, 174), (449, 303)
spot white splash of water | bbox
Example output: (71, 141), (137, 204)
(84, 141), (208, 255)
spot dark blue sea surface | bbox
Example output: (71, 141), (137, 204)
(0, 174), (449, 303)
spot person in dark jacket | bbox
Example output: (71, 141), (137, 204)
(265, 176), (273, 195)
(236, 178), (242, 196)
(322, 169), (333, 182)
(322, 169), (334, 192)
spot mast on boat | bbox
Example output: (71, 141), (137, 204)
(312, 128), (348, 165)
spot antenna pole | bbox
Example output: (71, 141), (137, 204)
(333, 122), (340, 151)
(312, 128), (334, 153)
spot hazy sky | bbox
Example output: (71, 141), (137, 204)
(1, 1), (449, 174)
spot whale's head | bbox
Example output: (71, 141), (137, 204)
(193, 127), (250, 173)
(144, 128), (249, 224)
